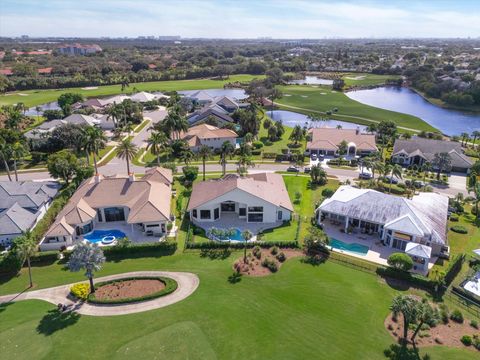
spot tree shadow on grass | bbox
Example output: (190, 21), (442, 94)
(227, 272), (242, 284)
(200, 248), (231, 260)
(383, 343), (429, 360)
(36, 308), (81, 336)
(0, 301), (14, 314)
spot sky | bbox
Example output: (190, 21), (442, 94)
(1, 0), (480, 39)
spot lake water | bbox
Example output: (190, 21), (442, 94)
(268, 110), (366, 130)
(288, 76), (333, 85)
(179, 89), (248, 100)
(346, 86), (480, 136)
(26, 101), (61, 116)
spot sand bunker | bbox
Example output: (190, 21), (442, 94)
(82, 86), (99, 90)
(345, 75), (366, 80)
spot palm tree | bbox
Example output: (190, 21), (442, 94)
(106, 104), (122, 129)
(83, 126), (107, 175)
(179, 148), (194, 165)
(289, 125), (304, 146)
(420, 162), (431, 191)
(14, 230), (37, 288)
(242, 230), (253, 263)
(120, 75), (130, 92)
(472, 131), (480, 149)
(432, 152), (452, 180)
(243, 132), (253, 144)
(390, 295), (418, 341)
(411, 301), (438, 343)
(471, 183), (480, 219)
(268, 87), (282, 117)
(147, 131), (168, 166)
(219, 141), (235, 176)
(366, 123), (377, 134)
(116, 138), (138, 175)
(197, 145), (212, 181)
(67, 242), (106, 294)
(11, 142), (28, 181)
(460, 132), (469, 147)
(35, 105), (42, 118)
(163, 106), (188, 140)
(0, 137), (12, 181)
(388, 164), (403, 193)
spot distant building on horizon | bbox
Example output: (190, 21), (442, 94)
(57, 43), (102, 55)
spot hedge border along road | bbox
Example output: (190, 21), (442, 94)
(275, 84), (438, 133)
(0, 74), (265, 108)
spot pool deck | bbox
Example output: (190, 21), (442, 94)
(322, 223), (436, 275)
(79, 222), (167, 246)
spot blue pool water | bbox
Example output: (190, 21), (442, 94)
(84, 229), (126, 244)
(330, 238), (369, 256)
(216, 228), (244, 242)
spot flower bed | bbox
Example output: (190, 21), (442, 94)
(88, 276), (177, 304)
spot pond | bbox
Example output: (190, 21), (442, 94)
(179, 88), (248, 100)
(288, 76), (333, 85)
(26, 101), (61, 116)
(268, 110), (367, 130)
(345, 86), (480, 136)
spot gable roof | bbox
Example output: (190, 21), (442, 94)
(63, 114), (100, 126)
(187, 173), (293, 212)
(187, 108), (234, 125)
(130, 91), (156, 102)
(0, 181), (59, 210)
(393, 138), (473, 168)
(307, 128), (377, 151)
(318, 186), (448, 244)
(405, 243), (432, 258)
(0, 203), (37, 235)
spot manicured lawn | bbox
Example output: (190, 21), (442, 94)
(341, 73), (401, 87)
(261, 176), (339, 242)
(0, 74), (264, 108)
(276, 85), (437, 132)
(0, 253), (477, 360)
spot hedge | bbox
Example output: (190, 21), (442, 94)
(443, 254), (465, 286)
(87, 276), (178, 304)
(450, 225), (468, 234)
(376, 267), (436, 290)
(186, 241), (299, 250)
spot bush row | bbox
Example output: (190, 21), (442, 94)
(87, 276), (178, 304)
(186, 241), (299, 250)
(443, 254), (465, 286)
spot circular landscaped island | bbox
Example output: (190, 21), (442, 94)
(88, 276), (178, 304)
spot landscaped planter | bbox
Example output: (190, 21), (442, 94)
(87, 276), (178, 304)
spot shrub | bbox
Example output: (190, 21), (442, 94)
(270, 246), (279, 255)
(261, 258), (278, 272)
(470, 319), (478, 329)
(276, 252), (286, 262)
(262, 152), (277, 159)
(449, 214), (459, 222)
(182, 166), (199, 182)
(321, 188), (334, 198)
(439, 305), (449, 324)
(387, 253), (413, 272)
(450, 309), (464, 323)
(252, 246), (262, 259)
(461, 335), (472, 346)
(450, 225), (468, 234)
(473, 335), (480, 350)
(166, 222), (173, 231)
(70, 283), (90, 300)
(252, 141), (264, 149)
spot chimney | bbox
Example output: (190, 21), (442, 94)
(356, 126), (360, 135)
(129, 173), (135, 182)
(94, 173), (101, 183)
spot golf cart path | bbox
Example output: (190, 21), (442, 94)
(0, 271), (199, 316)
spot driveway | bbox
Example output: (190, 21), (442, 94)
(0, 271), (199, 316)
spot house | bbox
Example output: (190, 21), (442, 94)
(24, 119), (66, 140)
(306, 128), (377, 156)
(392, 138), (472, 173)
(186, 90), (215, 104)
(39, 168), (173, 251)
(180, 124), (237, 151)
(187, 108), (235, 126)
(62, 114), (100, 127)
(57, 43), (102, 55)
(130, 91), (169, 103)
(316, 186), (449, 271)
(187, 173), (293, 227)
(0, 181), (60, 245)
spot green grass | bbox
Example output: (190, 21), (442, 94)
(341, 73), (401, 87)
(133, 119), (150, 133)
(0, 253), (477, 360)
(276, 85), (437, 132)
(0, 74), (264, 108)
(261, 176), (339, 242)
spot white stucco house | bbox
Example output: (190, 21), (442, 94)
(187, 173), (293, 230)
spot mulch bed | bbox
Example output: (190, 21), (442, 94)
(233, 248), (302, 277)
(385, 312), (479, 350)
(94, 279), (165, 300)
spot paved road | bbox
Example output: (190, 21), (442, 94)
(0, 271), (199, 316)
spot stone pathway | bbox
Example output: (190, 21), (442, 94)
(0, 271), (199, 316)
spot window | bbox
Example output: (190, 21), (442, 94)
(248, 213), (263, 222)
(104, 207), (125, 222)
(248, 206), (263, 212)
(239, 208), (246, 216)
(200, 210), (211, 219)
(97, 209), (103, 222)
(214, 208), (219, 219)
(145, 224), (159, 228)
(221, 202), (235, 212)
(277, 211), (282, 220)
(192, 209), (197, 218)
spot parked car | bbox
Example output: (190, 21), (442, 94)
(310, 153), (318, 161)
(287, 166), (300, 173)
(384, 176), (399, 184)
(413, 180), (425, 188)
(359, 171), (372, 180)
(304, 167), (311, 173)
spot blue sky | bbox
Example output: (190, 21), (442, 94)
(1, 0), (479, 38)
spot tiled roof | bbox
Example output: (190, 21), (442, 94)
(0, 203), (37, 235)
(0, 181), (60, 209)
(307, 128), (377, 151)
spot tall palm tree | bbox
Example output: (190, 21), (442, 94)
(163, 105), (188, 140)
(147, 131), (168, 166)
(83, 126), (107, 174)
(197, 145), (212, 181)
(472, 130), (480, 149)
(219, 141), (235, 176)
(390, 295), (418, 341)
(460, 132), (469, 147)
(106, 103), (122, 130)
(11, 142), (29, 181)
(411, 301), (438, 343)
(389, 164), (403, 193)
(0, 138), (12, 182)
(120, 75), (130, 92)
(14, 230), (37, 288)
(179, 148), (194, 165)
(242, 230), (253, 263)
(420, 162), (431, 191)
(116, 138), (138, 175)
(67, 242), (106, 294)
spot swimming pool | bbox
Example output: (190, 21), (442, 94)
(84, 229), (126, 245)
(330, 238), (369, 256)
(208, 228), (245, 242)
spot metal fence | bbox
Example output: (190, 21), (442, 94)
(445, 291), (480, 319)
